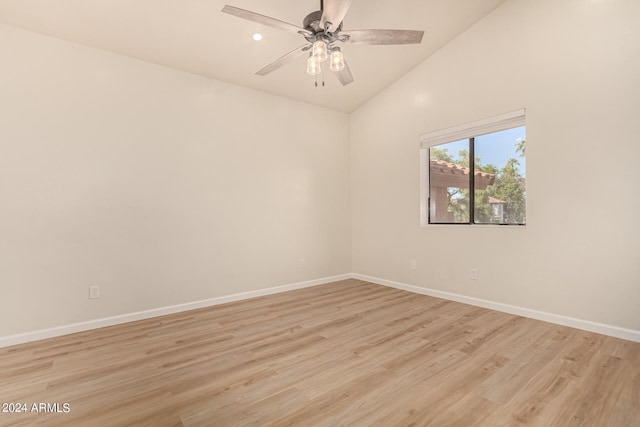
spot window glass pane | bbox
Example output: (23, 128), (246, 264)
(473, 126), (526, 224)
(429, 139), (470, 223)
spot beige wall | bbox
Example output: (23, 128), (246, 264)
(2, 0), (639, 340)
(350, 0), (640, 331)
(0, 25), (351, 337)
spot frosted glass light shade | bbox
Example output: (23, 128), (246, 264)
(306, 56), (322, 75)
(312, 41), (328, 63)
(330, 49), (345, 72)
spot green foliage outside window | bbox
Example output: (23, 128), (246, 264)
(430, 140), (526, 224)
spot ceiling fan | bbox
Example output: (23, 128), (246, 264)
(221, 0), (424, 86)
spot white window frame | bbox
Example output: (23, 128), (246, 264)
(419, 109), (526, 226)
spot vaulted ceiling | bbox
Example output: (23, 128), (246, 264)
(0, 0), (507, 113)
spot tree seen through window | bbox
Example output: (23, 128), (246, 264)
(428, 126), (526, 225)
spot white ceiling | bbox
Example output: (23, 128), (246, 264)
(0, 0), (507, 113)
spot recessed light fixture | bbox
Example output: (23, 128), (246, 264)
(252, 33), (263, 41)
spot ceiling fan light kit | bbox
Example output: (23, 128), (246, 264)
(222, 0), (424, 86)
(306, 40), (345, 76)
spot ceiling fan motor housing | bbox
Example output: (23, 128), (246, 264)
(303, 11), (343, 36)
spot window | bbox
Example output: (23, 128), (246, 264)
(420, 110), (526, 225)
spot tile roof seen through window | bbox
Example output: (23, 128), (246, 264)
(429, 158), (495, 190)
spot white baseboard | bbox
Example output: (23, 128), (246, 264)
(0, 274), (352, 349)
(3, 273), (638, 348)
(352, 274), (640, 343)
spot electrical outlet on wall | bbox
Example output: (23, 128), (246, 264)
(470, 268), (479, 280)
(89, 285), (100, 299)
(299, 258), (306, 268)
(410, 259), (417, 271)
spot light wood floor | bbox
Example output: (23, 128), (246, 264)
(1, 279), (638, 426)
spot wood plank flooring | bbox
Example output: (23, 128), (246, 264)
(0, 279), (638, 426)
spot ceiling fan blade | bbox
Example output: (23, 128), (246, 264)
(334, 60), (354, 86)
(222, 5), (311, 35)
(320, 0), (353, 33)
(343, 29), (424, 45)
(256, 45), (311, 76)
